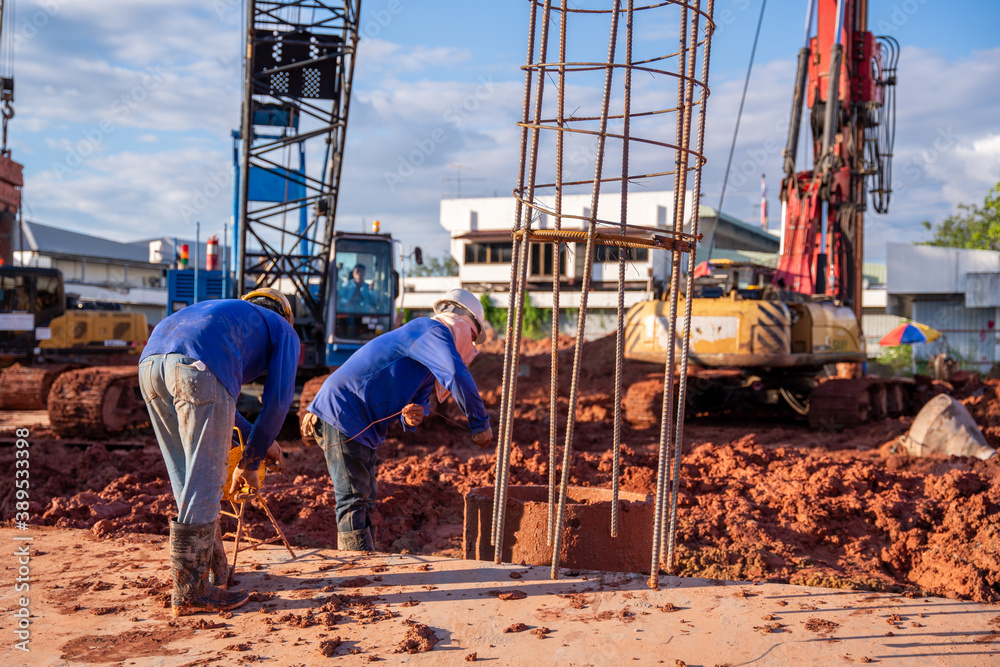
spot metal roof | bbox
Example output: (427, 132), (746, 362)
(20, 220), (151, 264)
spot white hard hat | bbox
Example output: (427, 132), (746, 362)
(433, 288), (487, 343)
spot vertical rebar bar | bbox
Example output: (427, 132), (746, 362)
(551, 0), (621, 579)
(491, 0), (540, 548)
(660, 0), (702, 565)
(611, 0), (635, 539)
(667, 0), (714, 572)
(648, 0), (690, 591)
(494, 0), (555, 564)
(547, 0), (570, 547)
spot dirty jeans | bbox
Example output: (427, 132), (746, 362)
(139, 353), (235, 524)
(320, 420), (378, 534)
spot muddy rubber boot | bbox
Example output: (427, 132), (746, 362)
(207, 520), (231, 589)
(170, 520), (249, 616)
(337, 527), (374, 552)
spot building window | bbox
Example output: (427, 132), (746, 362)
(464, 242), (512, 264)
(529, 243), (566, 277)
(574, 242), (648, 264)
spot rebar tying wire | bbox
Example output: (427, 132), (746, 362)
(493, 0), (554, 564)
(664, 0), (709, 574)
(611, 0), (636, 540)
(491, 0), (540, 549)
(548, 0), (570, 548)
(648, 1), (690, 591)
(551, 0), (622, 580)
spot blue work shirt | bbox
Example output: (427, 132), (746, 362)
(141, 299), (300, 469)
(307, 318), (489, 449)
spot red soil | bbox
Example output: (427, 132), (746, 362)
(3, 334), (999, 602)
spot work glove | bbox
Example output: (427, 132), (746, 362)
(402, 403), (425, 428)
(300, 411), (320, 445)
(229, 463), (260, 496)
(264, 441), (286, 474)
(472, 426), (493, 449)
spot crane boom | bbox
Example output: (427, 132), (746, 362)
(235, 0), (363, 367)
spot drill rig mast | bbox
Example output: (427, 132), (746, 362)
(775, 0), (898, 321)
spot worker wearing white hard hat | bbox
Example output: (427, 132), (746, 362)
(304, 288), (491, 552)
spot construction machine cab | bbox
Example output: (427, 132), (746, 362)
(691, 260), (775, 300)
(0, 267), (65, 359)
(325, 232), (398, 366)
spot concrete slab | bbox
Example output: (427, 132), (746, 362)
(2, 527), (998, 666)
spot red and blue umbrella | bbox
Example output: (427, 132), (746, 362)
(879, 321), (941, 347)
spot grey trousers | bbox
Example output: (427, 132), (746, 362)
(139, 353), (235, 524)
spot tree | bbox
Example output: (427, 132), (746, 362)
(921, 182), (1000, 251)
(409, 255), (459, 277)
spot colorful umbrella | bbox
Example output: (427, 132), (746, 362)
(879, 321), (942, 347)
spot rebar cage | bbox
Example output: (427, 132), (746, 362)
(491, 0), (716, 588)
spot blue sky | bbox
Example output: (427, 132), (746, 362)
(9, 0), (1000, 262)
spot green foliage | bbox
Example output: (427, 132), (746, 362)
(478, 292), (552, 340)
(521, 294), (549, 340)
(399, 308), (416, 324)
(877, 344), (913, 376)
(921, 182), (1000, 250)
(480, 293), (506, 330)
(409, 255), (459, 277)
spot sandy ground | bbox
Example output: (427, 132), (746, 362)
(2, 527), (999, 666)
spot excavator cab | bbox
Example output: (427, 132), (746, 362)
(325, 232), (398, 366)
(691, 260), (775, 300)
(0, 267), (65, 360)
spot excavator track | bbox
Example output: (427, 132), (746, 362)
(47, 366), (148, 439)
(0, 363), (75, 410)
(807, 377), (914, 429)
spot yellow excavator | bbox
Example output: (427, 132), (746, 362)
(0, 266), (150, 437)
(623, 259), (909, 427)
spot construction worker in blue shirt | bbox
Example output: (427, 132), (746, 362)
(305, 288), (492, 552)
(139, 288), (299, 616)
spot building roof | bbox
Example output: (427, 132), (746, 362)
(20, 220), (151, 263)
(698, 205), (779, 243)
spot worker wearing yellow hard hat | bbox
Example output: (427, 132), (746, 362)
(139, 287), (299, 616)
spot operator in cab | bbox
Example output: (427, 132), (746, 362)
(303, 288), (492, 552)
(139, 288), (299, 616)
(337, 263), (376, 312)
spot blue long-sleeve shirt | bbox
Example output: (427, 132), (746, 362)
(307, 318), (489, 449)
(141, 299), (300, 469)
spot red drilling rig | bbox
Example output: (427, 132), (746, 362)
(775, 0), (898, 320)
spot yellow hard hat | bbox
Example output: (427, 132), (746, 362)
(241, 287), (294, 326)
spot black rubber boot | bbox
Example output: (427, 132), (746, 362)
(337, 527), (375, 552)
(207, 520), (231, 589)
(170, 519), (249, 616)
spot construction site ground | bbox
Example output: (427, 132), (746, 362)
(2, 334), (1000, 664)
(3, 525), (1000, 666)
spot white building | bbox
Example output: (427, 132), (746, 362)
(437, 191), (778, 305)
